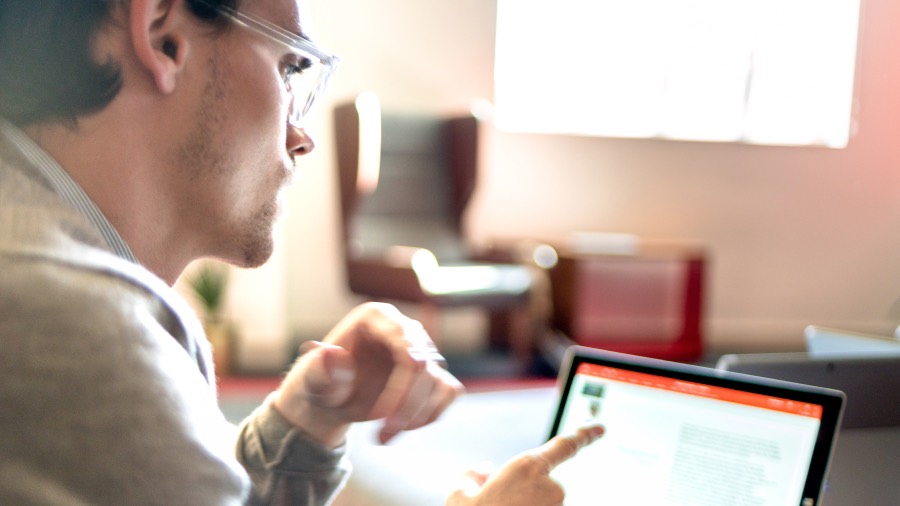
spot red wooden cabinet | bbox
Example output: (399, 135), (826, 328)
(548, 243), (706, 362)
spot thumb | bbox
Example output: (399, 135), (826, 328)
(293, 341), (356, 408)
(458, 469), (488, 498)
(463, 460), (495, 488)
(449, 463), (495, 503)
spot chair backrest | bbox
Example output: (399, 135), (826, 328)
(333, 93), (479, 264)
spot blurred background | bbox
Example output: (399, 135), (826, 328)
(179, 0), (900, 374)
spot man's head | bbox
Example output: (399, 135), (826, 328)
(0, 0), (339, 282)
(0, 0), (237, 127)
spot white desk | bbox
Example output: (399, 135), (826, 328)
(325, 387), (899, 506)
(331, 387), (557, 505)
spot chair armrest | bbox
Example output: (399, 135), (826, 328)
(346, 252), (428, 302)
(472, 240), (559, 270)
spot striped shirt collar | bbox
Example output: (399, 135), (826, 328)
(0, 119), (139, 264)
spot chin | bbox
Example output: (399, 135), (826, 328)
(232, 202), (279, 268)
(236, 237), (275, 269)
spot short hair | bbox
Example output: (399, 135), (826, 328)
(0, 0), (238, 127)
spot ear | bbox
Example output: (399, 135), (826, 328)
(129, 0), (189, 94)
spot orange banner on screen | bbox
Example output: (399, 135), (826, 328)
(576, 363), (823, 419)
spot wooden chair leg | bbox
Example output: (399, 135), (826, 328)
(488, 304), (534, 360)
(487, 310), (510, 351)
(508, 304), (534, 360)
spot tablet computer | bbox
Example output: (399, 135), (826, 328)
(803, 325), (900, 357)
(548, 346), (845, 506)
(716, 351), (900, 428)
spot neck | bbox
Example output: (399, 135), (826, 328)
(23, 116), (198, 286)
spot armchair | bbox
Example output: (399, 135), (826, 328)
(332, 92), (537, 358)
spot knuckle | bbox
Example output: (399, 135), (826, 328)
(548, 485), (565, 504)
(517, 454), (551, 475)
(358, 301), (389, 317)
(558, 436), (580, 454)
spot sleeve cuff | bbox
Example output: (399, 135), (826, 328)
(250, 393), (348, 474)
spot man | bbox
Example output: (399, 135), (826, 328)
(0, 0), (603, 504)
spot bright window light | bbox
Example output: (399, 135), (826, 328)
(495, 0), (861, 148)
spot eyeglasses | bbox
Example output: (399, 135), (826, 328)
(203, 2), (340, 126)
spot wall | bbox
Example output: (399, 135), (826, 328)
(221, 0), (900, 369)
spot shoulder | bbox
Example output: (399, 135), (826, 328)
(0, 241), (198, 356)
(0, 155), (214, 379)
(0, 246), (249, 504)
(0, 242), (203, 407)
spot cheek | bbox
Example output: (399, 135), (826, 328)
(253, 55), (291, 124)
(219, 87), (286, 168)
(218, 48), (293, 181)
(241, 76), (291, 155)
(227, 44), (290, 128)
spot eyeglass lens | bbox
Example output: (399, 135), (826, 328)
(287, 62), (324, 124)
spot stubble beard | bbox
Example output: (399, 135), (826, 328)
(179, 53), (277, 269)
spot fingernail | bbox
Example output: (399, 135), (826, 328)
(330, 365), (354, 383)
(378, 415), (409, 444)
(583, 424), (605, 440)
(385, 415), (407, 433)
(378, 428), (399, 445)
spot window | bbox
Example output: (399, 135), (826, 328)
(494, 0), (861, 148)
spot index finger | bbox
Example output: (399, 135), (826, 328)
(535, 424), (605, 471)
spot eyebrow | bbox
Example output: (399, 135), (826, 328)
(250, 14), (319, 58)
(274, 18), (310, 43)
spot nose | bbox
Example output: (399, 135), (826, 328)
(287, 123), (315, 157)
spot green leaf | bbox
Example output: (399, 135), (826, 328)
(187, 262), (228, 319)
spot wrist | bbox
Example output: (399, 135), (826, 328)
(271, 390), (350, 448)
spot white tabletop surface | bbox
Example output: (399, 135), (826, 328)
(331, 386), (558, 505)
(222, 384), (898, 505)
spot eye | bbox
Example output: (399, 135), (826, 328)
(281, 56), (313, 86)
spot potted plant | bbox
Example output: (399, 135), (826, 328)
(187, 261), (236, 376)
